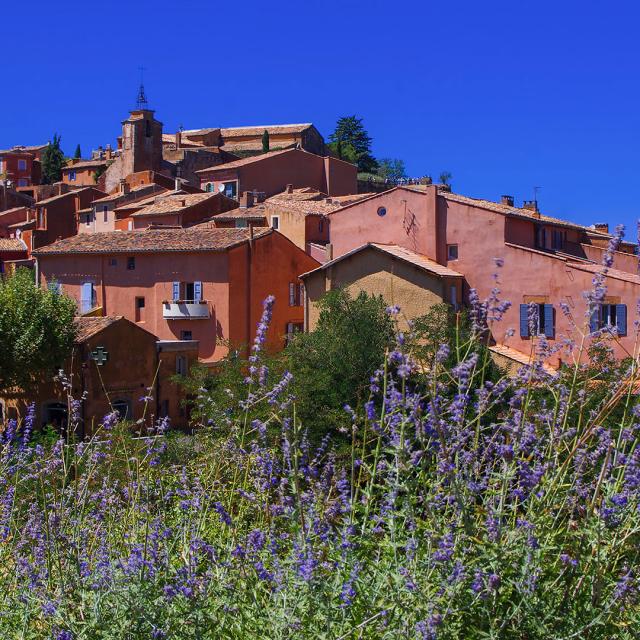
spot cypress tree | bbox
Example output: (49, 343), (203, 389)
(262, 129), (270, 153)
(41, 134), (66, 184)
(74, 144), (82, 159)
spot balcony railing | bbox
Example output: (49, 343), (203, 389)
(162, 300), (210, 320)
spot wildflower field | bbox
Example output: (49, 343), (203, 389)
(2, 245), (640, 638)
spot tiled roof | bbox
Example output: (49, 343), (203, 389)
(33, 227), (272, 256)
(195, 148), (295, 174)
(267, 192), (374, 216)
(489, 344), (557, 375)
(0, 144), (47, 155)
(92, 184), (161, 204)
(220, 123), (313, 137)
(0, 238), (27, 251)
(300, 243), (464, 279)
(566, 261), (640, 286)
(74, 316), (122, 342)
(0, 206), (30, 217)
(32, 190), (80, 206)
(219, 141), (297, 153)
(63, 159), (108, 171)
(209, 209), (268, 221)
(130, 193), (218, 217)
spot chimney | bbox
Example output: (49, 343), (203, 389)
(325, 243), (334, 262)
(239, 191), (254, 209)
(175, 131), (182, 150)
(325, 197), (333, 205)
(119, 179), (130, 195)
(500, 195), (514, 207)
(594, 222), (609, 234)
(105, 144), (112, 160)
(57, 183), (64, 196)
(523, 200), (539, 214)
(286, 183), (293, 194)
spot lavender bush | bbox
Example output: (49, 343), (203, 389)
(2, 256), (640, 638)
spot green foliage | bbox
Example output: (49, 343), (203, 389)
(41, 134), (66, 184)
(328, 115), (378, 173)
(376, 157), (407, 182)
(439, 170), (453, 187)
(285, 289), (394, 432)
(93, 161), (110, 183)
(262, 129), (270, 153)
(0, 268), (76, 392)
(74, 143), (82, 159)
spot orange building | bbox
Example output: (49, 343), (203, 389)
(61, 158), (109, 186)
(33, 227), (319, 364)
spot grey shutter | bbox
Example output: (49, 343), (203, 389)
(544, 304), (554, 338)
(616, 304), (627, 336)
(194, 281), (203, 302)
(519, 304), (529, 337)
(172, 282), (180, 302)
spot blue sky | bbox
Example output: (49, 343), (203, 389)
(3, 0), (639, 236)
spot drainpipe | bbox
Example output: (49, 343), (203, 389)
(245, 241), (252, 358)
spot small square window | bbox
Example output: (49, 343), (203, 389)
(17, 178), (28, 187)
(127, 257), (136, 270)
(271, 215), (280, 230)
(136, 297), (145, 309)
(18, 159), (27, 171)
(447, 244), (459, 260)
(180, 330), (193, 341)
(68, 170), (76, 181)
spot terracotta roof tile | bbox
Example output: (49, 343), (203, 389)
(266, 191), (373, 216)
(130, 193), (221, 217)
(74, 316), (122, 342)
(0, 238), (27, 251)
(92, 184), (163, 204)
(220, 123), (313, 137)
(34, 187), (97, 207)
(489, 344), (557, 375)
(33, 227), (271, 256)
(195, 148), (296, 174)
(63, 159), (108, 171)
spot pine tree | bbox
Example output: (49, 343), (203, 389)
(328, 116), (377, 173)
(41, 134), (66, 184)
(262, 129), (270, 153)
(74, 144), (82, 159)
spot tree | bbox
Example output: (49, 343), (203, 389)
(74, 144), (82, 159)
(0, 268), (77, 393)
(328, 115), (378, 173)
(262, 129), (270, 153)
(41, 134), (67, 184)
(377, 158), (407, 183)
(285, 289), (395, 434)
(439, 171), (452, 187)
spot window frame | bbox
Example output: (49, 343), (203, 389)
(447, 244), (459, 261)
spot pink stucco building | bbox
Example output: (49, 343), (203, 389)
(314, 185), (639, 366)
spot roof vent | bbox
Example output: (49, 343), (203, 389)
(500, 195), (514, 207)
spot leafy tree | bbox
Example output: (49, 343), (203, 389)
(439, 171), (452, 187)
(285, 289), (394, 433)
(41, 134), (66, 184)
(328, 115), (378, 173)
(0, 268), (77, 393)
(377, 158), (407, 182)
(74, 144), (82, 159)
(262, 129), (270, 153)
(93, 162), (110, 184)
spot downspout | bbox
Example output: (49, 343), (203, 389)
(245, 234), (253, 358)
(100, 254), (106, 314)
(155, 344), (161, 422)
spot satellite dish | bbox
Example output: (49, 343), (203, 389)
(218, 184), (225, 193)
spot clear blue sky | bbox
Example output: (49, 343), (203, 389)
(3, 0), (639, 237)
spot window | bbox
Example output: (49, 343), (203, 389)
(68, 169), (76, 181)
(84, 213), (91, 227)
(180, 330), (193, 341)
(38, 208), (45, 228)
(319, 219), (324, 232)
(48, 281), (62, 295)
(112, 400), (131, 420)
(535, 226), (546, 250)
(590, 303), (627, 335)
(377, 206), (387, 217)
(103, 205), (108, 223)
(450, 284), (458, 310)
(205, 183), (214, 193)
(271, 215), (280, 230)
(285, 322), (304, 345)
(235, 219), (247, 228)
(127, 256), (136, 270)
(551, 229), (565, 251)
(109, 258), (117, 266)
(17, 178), (28, 187)
(222, 181), (237, 199)
(0, 160), (3, 172)
(128, 220), (133, 230)
(18, 159), (27, 171)
(135, 296), (145, 322)
(145, 119), (152, 138)
(173, 281), (203, 302)
(289, 282), (303, 306)
(80, 282), (97, 313)
(176, 355), (188, 376)
(447, 244), (459, 260)
(519, 303), (555, 338)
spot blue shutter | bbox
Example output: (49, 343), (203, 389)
(544, 304), (554, 338)
(172, 281), (180, 302)
(589, 306), (600, 333)
(519, 304), (529, 337)
(194, 281), (202, 302)
(80, 282), (93, 313)
(616, 304), (627, 336)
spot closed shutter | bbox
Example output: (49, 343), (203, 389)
(299, 283), (305, 306)
(289, 283), (295, 306)
(80, 282), (93, 313)
(544, 304), (554, 338)
(194, 281), (203, 302)
(616, 304), (627, 336)
(519, 304), (529, 337)
(172, 282), (180, 302)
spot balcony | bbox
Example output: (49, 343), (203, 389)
(162, 300), (210, 320)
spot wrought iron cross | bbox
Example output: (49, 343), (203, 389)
(91, 346), (109, 366)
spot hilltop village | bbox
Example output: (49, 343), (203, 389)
(1, 97), (637, 430)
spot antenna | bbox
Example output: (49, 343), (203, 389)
(136, 66), (148, 109)
(533, 185), (541, 205)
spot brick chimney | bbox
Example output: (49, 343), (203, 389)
(500, 195), (514, 207)
(594, 222), (609, 234)
(325, 197), (333, 205)
(105, 144), (112, 160)
(119, 179), (130, 195)
(286, 183), (293, 194)
(523, 200), (539, 213)
(175, 131), (182, 150)
(239, 191), (254, 209)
